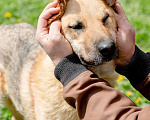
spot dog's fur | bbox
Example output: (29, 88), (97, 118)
(0, 0), (118, 119)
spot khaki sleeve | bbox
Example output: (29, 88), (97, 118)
(63, 71), (150, 120)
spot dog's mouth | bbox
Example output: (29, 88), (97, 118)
(80, 57), (98, 66)
(79, 48), (118, 66)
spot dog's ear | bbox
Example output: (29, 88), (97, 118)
(47, 0), (69, 28)
(105, 0), (116, 6)
(105, 0), (117, 12)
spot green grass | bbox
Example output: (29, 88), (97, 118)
(0, 0), (51, 27)
(116, 76), (150, 108)
(0, 0), (150, 119)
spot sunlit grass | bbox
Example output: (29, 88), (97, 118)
(0, 0), (51, 27)
(116, 76), (150, 108)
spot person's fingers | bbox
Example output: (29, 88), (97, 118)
(115, 13), (127, 29)
(115, 1), (130, 23)
(115, 1), (125, 15)
(36, 7), (60, 37)
(43, 1), (58, 12)
(37, 7), (60, 29)
(41, 8), (60, 20)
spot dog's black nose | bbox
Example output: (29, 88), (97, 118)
(98, 41), (116, 58)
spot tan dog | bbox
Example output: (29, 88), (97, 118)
(0, 0), (118, 119)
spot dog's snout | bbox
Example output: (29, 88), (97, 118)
(98, 41), (116, 58)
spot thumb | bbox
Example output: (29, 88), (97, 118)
(49, 20), (61, 35)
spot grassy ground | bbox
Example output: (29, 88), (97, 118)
(0, 0), (51, 27)
(0, 0), (150, 119)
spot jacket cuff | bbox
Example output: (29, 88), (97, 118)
(54, 53), (88, 86)
(115, 45), (150, 85)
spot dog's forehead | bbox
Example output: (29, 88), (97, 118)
(62, 0), (113, 22)
(65, 0), (109, 13)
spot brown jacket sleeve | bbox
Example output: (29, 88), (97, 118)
(63, 71), (150, 120)
(134, 74), (150, 101)
(54, 45), (150, 120)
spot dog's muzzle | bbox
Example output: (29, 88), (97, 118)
(79, 40), (118, 66)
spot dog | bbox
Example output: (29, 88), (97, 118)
(0, 0), (118, 119)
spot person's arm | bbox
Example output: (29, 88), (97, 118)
(55, 54), (150, 120)
(116, 46), (150, 100)
(114, 1), (150, 100)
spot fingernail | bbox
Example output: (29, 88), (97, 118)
(53, 0), (58, 4)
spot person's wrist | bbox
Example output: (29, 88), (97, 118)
(53, 58), (63, 66)
(54, 53), (88, 86)
(115, 45), (150, 85)
(115, 45), (135, 67)
(52, 54), (72, 66)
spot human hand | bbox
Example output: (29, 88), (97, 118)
(115, 0), (135, 66)
(36, 1), (73, 66)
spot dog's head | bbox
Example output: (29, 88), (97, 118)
(49, 0), (118, 66)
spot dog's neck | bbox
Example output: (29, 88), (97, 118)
(87, 60), (118, 87)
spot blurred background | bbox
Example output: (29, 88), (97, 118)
(0, 0), (150, 119)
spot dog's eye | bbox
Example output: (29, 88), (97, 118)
(68, 22), (83, 30)
(102, 14), (109, 24)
